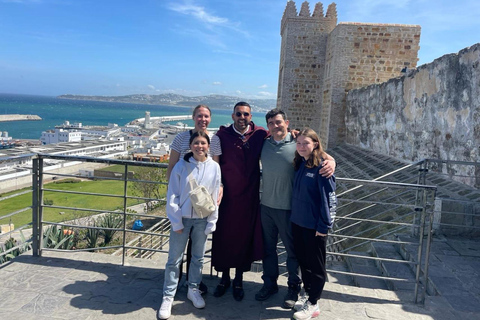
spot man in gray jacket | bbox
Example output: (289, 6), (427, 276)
(255, 109), (335, 309)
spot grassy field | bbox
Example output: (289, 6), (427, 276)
(0, 174), (167, 228)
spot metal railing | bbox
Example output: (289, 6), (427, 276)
(30, 153), (171, 267)
(0, 153), (36, 264)
(328, 176), (437, 304)
(420, 159), (480, 236)
(4, 153), (477, 305)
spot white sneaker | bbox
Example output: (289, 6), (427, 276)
(294, 291), (309, 311)
(158, 296), (173, 319)
(293, 300), (320, 320)
(187, 287), (206, 309)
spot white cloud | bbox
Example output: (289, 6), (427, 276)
(167, 1), (228, 26)
(166, 0), (250, 47)
(212, 81), (222, 85)
(147, 84), (155, 90)
(258, 84), (268, 89)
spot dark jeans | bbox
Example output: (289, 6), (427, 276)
(292, 222), (327, 303)
(260, 205), (301, 288)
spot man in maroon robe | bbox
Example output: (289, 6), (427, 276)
(212, 101), (266, 301)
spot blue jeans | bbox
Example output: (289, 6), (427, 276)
(260, 205), (301, 288)
(162, 218), (208, 298)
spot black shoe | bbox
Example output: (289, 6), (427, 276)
(255, 284), (279, 301)
(199, 281), (208, 295)
(232, 281), (245, 301)
(213, 280), (230, 297)
(282, 285), (300, 309)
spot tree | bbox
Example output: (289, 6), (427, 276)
(130, 166), (167, 212)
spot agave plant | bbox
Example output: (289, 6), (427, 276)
(98, 213), (123, 246)
(85, 224), (100, 249)
(42, 226), (75, 250)
(0, 231), (32, 264)
(0, 239), (16, 264)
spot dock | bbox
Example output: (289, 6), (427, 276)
(0, 114), (42, 122)
(134, 115), (191, 123)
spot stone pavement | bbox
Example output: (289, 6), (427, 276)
(1, 250), (477, 320)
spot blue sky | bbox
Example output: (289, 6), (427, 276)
(1, 0), (479, 98)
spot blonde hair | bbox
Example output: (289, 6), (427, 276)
(192, 104), (211, 118)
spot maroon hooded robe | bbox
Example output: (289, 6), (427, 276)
(212, 122), (267, 271)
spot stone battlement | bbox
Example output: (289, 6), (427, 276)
(277, 1), (421, 147)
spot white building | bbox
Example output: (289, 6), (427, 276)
(40, 129), (82, 145)
(0, 140), (128, 193)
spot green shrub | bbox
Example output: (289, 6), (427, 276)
(98, 214), (123, 245)
(54, 178), (81, 184)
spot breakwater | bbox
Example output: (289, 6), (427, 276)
(0, 114), (42, 122)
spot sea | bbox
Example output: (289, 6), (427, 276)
(0, 93), (266, 140)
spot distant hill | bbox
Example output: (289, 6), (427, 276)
(58, 93), (277, 112)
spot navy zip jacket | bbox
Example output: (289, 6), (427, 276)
(291, 160), (337, 234)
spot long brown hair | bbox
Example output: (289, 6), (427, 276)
(293, 128), (326, 170)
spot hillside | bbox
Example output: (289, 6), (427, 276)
(58, 93), (277, 112)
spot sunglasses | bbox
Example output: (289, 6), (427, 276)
(235, 112), (250, 117)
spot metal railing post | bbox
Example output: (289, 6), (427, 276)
(32, 157), (40, 256)
(414, 185), (430, 304)
(413, 160), (428, 237)
(38, 156), (45, 255)
(121, 163), (129, 266)
(421, 187), (436, 305)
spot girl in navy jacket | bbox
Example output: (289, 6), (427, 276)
(290, 128), (337, 320)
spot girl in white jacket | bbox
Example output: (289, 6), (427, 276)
(158, 131), (221, 319)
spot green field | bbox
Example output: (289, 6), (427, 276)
(0, 172), (167, 228)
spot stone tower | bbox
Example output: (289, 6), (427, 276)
(277, 1), (337, 135)
(277, 1), (421, 147)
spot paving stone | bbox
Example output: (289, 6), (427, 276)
(2, 250), (480, 319)
(20, 293), (70, 316)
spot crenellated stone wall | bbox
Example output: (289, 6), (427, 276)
(277, 1), (337, 132)
(277, 1), (420, 147)
(345, 44), (480, 186)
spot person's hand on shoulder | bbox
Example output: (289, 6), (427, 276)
(319, 159), (335, 178)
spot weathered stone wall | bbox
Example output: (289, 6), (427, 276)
(323, 23), (420, 146)
(346, 43), (480, 186)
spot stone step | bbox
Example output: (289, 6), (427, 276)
(326, 260), (355, 286)
(371, 242), (416, 291)
(395, 234), (438, 296)
(346, 251), (389, 290)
